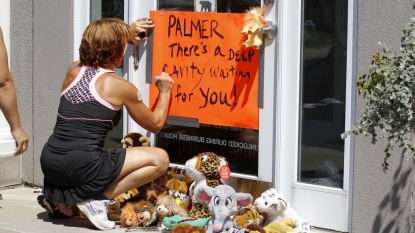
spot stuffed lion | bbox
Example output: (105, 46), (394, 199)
(241, 7), (268, 49)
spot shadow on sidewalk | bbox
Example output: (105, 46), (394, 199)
(36, 212), (97, 230)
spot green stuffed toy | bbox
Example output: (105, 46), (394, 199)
(162, 214), (211, 229)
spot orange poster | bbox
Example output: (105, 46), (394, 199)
(149, 11), (259, 129)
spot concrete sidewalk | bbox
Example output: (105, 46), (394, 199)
(0, 186), (339, 233)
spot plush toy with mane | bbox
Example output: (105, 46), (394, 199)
(120, 202), (140, 228)
(120, 199), (156, 228)
(241, 7), (268, 49)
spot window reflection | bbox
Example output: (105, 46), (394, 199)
(157, 124), (259, 176)
(299, 0), (347, 188)
(157, 0), (260, 13)
(90, 0), (125, 150)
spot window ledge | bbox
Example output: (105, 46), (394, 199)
(0, 130), (16, 159)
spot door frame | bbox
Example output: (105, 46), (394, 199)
(276, 0), (357, 231)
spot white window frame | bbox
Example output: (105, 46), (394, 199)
(276, 0), (357, 231)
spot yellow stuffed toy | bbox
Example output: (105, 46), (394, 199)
(232, 205), (264, 229)
(114, 188), (139, 204)
(241, 7), (268, 49)
(246, 218), (298, 233)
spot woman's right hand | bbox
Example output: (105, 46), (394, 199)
(11, 126), (29, 156)
(155, 72), (174, 93)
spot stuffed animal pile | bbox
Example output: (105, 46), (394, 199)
(65, 132), (310, 232)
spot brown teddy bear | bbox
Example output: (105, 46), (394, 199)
(167, 166), (194, 187)
(107, 200), (121, 222)
(151, 193), (189, 227)
(121, 132), (151, 147)
(166, 178), (188, 195)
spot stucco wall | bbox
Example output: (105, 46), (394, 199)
(32, 1), (74, 186)
(0, 0), (34, 187)
(8, 0), (73, 187)
(354, 1), (415, 232)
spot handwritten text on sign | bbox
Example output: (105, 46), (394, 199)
(149, 11), (259, 129)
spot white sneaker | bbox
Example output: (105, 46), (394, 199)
(77, 200), (115, 230)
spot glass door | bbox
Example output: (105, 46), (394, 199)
(278, 0), (353, 231)
(74, 0), (127, 151)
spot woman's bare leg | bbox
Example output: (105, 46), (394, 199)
(102, 146), (169, 199)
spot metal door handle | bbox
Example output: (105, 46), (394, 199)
(260, 21), (278, 40)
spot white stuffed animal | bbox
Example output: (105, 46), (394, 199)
(254, 188), (310, 233)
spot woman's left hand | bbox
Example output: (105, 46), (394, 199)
(130, 17), (155, 42)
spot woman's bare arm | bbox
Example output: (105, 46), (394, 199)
(0, 27), (29, 155)
(96, 72), (174, 134)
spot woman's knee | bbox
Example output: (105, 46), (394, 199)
(154, 148), (170, 171)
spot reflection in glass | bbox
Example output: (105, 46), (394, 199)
(157, 124), (259, 176)
(298, 0), (348, 188)
(157, 0), (260, 13)
(90, 0), (125, 150)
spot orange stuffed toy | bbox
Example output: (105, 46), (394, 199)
(241, 7), (268, 49)
(172, 223), (207, 233)
(120, 199), (156, 228)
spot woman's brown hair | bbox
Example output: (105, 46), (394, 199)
(79, 18), (132, 69)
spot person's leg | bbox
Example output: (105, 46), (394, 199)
(37, 194), (72, 218)
(77, 146), (169, 230)
(102, 146), (169, 199)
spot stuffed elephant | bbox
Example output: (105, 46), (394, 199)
(195, 185), (252, 233)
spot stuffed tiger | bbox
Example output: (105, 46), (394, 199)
(254, 188), (310, 233)
(232, 205), (264, 229)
